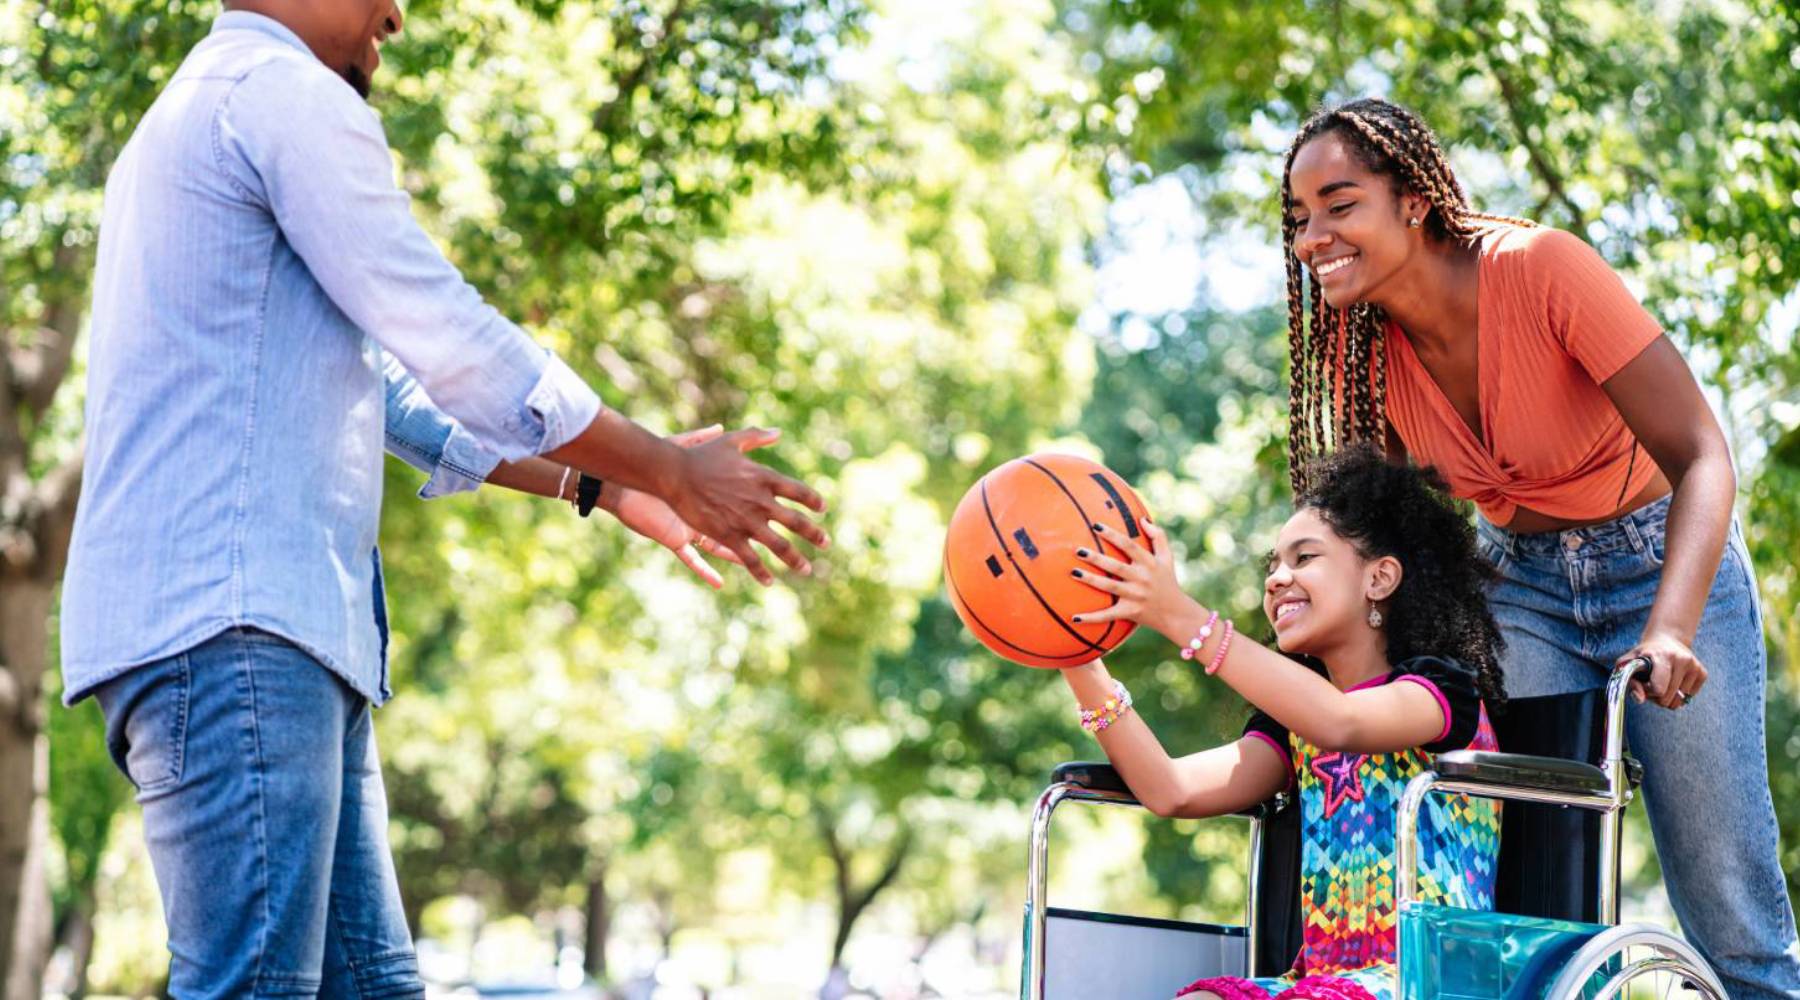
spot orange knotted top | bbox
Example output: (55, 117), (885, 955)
(1383, 225), (1663, 526)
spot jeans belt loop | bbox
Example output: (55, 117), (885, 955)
(1620, 515), (1645, 554)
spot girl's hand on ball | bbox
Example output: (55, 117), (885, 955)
(1069, 519), (1184, 638)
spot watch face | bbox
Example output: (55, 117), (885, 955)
(577, 473), (602, 516)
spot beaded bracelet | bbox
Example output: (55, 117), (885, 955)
(1178, 610), (1221, 662)
(1205, 620), (1236, 676)
(1078, 679), (1134, 734)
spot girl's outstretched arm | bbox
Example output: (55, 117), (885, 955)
(1155, 599), (1448, 754)
(1073, 521), (1449, 756)
(1062, 658), (1291, 819)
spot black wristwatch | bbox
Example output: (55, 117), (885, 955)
(575, 473), (603, 518)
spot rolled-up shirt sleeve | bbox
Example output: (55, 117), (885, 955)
(382, 351), (502, 499)
(215, 55), (601, 461)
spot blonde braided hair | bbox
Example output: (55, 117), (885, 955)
(1281, 98), (1537, 494)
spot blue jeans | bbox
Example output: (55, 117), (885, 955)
(1477, 495), (1800, 1000)
(93, 628), (425, 998)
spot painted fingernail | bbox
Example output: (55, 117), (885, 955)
(1071, 615), (1084, 623)
(1071, 569), (1085, 578)
(1076, 548), (1090, 558)
(1091, 522), (1105, 531)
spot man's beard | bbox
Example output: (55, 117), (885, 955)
(341, 63), (372, 99)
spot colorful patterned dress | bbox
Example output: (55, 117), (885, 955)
(1176, 656), (1501, 1000)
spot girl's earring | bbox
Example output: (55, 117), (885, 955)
(1367, 605), (1384, 628)
(1407, 217), (1421, 229)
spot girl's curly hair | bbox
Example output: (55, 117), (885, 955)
(1295, 444), (1507, 708)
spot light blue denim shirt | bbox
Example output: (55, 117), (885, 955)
(60, 12), (601, 705)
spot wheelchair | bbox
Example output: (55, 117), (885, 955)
(1020, 658), (1729, 1000)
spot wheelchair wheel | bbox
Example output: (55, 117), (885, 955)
(1542, 925), (1729, 1000)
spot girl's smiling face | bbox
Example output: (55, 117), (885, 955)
(1262, 507), (1400, 657)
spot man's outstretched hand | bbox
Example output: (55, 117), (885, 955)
(665, 427), (829, 586)
(608, 425), (743, 589)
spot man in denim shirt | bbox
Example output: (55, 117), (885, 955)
(60, 1), (828, 994)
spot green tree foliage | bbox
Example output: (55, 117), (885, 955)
(367, 0), (1111, 988)
(16, 0), (1800, 990)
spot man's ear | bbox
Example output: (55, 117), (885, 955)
(1367, 555), (1403, 602)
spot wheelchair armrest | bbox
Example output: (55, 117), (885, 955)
(1051, 761), (1131, 796)
(1048, 762), (1286, 818)
(1434, 749), (1610, 795)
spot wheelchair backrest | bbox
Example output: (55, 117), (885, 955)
(1491, 689), (1613, 924)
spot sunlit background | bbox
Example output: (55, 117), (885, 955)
(6, 0), (1799, 996)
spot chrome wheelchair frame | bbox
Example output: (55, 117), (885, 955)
(1021, 658), (1728, 1000)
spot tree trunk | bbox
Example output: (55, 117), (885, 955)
(54, 894), (95, 999)
(817, 817), (912, 998)
(0, 239), (86, 998)
(0, 579), (55, 1000)
(583, 869), (610, 982)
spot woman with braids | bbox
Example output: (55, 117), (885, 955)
(1058, 446), (1506, 1000)
(1279, 96), (1800, 999)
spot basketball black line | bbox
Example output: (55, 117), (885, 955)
(944, 559), (1106, 664)
(1020, 459), (1122, 649)
(1020, 459), (1134, 649)
(979, 479), (1108, 655)
(1088, 473), (1139, 537)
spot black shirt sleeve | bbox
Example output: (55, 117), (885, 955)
(1392, 655), (1485, 754)
(1241, 708), (1294, 777)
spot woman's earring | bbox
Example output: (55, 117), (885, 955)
(1407, 217), (1421, 229)
(1367, 606), (1384, 628)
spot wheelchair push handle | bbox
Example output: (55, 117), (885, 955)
(1602, 655), (1653, 771)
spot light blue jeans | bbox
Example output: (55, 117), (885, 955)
(1477, 495), (1800, 1000)
(93, 628), (425, 998)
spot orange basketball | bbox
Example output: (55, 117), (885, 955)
(943, 453), (1153, 668)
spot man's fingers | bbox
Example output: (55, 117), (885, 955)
(675, 544), (725, 590)
(695, 535), (744, 565)
(669, 424), (726, 448)
(726, 426), (783, 453)
(768, 503), (830, 550)
(768, 471), (827, 514)
(727, 537), (774, 586)
(753, 526), (811, 576)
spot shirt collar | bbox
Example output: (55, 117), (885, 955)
(210, 10), (316, 58)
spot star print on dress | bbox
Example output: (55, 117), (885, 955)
(1311, 751), (1369, 817)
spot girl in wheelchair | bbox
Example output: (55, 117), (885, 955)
(1061, 445), (1507, 1000)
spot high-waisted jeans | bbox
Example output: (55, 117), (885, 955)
(1478, 494), (1800, 1000)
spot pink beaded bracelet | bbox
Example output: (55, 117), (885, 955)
(1205, 620), (1235, 676)
(1078, 679), (1134, 734)
(1178, 610), (1220, 661)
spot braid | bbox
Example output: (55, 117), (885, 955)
(1281, 98), (1540, 491)
(1309, 279), (1330, 460)
(1284, 226), (1309, 490)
